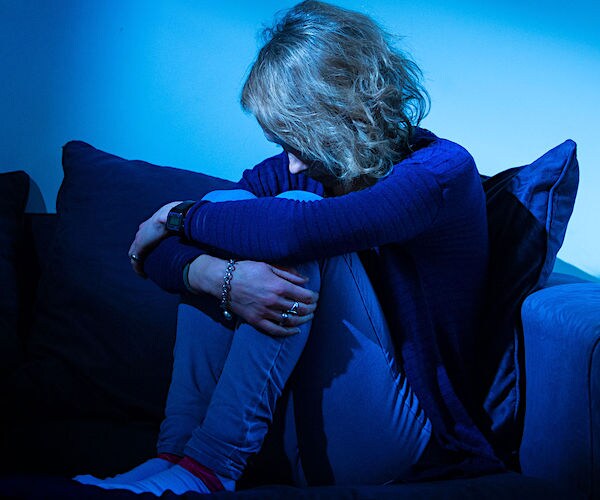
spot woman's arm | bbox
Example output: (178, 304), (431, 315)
(141, 151), (324, 293)
(187, 255), (318, 336)
(182, 140), (464, 263)
(142, 236), (205, 293)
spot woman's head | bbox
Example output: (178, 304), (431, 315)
(241, 0), (429, 190)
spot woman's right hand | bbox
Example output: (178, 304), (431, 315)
(188, 255), (318, 337)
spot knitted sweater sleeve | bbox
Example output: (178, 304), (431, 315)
(236, 151), (326, 197)
(182, 143), (453, 264)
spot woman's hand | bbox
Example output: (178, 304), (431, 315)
(128, 201), (181, 276)
(189, 256), (318, 337)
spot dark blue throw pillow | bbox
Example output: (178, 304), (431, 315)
(475, 140), (578, 468)
(0, 171), (30, 377)
(6, 142), (233, 423)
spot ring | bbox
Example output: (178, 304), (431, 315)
(287, 301), (300, 316)
(279, 312), (289, 326)
(129, 253), (142, 263)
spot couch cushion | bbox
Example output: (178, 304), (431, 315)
(520, 282), (600, 499)
(0, 471), (584, 499)
(475, 140), (579, 466)
(0, 171), (30, 378)
(3, 142), (233, 435)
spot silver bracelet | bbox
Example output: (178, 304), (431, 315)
(220, 259), (237, 320)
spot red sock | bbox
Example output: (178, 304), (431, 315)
(178, 456), (225, 492)
(157, 452), (182, 465)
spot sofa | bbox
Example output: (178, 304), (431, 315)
(0, 139), (597, 499)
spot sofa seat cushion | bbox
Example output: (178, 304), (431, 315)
(0, 472), (584, 499)
(520, 282), (600, 498)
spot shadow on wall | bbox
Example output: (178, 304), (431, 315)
(24, 178), (47, 214)
(553, 258), (600, 283)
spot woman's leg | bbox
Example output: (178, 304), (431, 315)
(157, 189), (259, 455)
(183, 190), (430, 487)
(181, 253), (431, 488)
(180, 279), (316, 482)
(156, 295), (235, 456)
(75, 295), (235, 486)
(266, 191), (432, 486)
(179, 191), (325, 481)
(74, 189), (256, 487)
(288, 253), (432, 486)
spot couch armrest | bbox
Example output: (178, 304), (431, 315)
(519, 280), (600, 499)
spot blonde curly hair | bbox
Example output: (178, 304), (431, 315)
(241, 0), (430, 189)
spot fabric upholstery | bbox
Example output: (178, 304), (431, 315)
(1, 142), (232, 473)
(0, 170), (30, 377)
(475, 140), (579, 466)
(520, 282), (600, 499)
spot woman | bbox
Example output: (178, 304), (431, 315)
(76, 0), (503, 495)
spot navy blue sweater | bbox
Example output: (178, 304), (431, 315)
(144, 129), (504, 477)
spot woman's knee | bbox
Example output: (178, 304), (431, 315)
(276, 191), (323, 202)
(203, 189), (321, 203)
(201, 189), (257, 202)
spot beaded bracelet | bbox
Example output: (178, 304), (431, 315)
(220, 259), (237, 320)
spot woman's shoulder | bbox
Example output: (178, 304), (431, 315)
(388, 129), (485, 221)
(396, 128), (480, 191)
(407, 128), (475, 171)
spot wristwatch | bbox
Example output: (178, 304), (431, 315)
(165, 201), (196, 235)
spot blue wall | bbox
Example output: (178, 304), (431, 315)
(1, 0), (598, 277)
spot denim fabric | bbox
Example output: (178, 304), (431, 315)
(157, 189), (431, 486)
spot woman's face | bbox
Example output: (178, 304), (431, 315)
(263, 129), (342, 192)
(263, 131), (314, 174)
(287, 152), (310, 174)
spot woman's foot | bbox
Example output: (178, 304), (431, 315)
(98, 463), (233, 495)
(73, 456), (177, 486)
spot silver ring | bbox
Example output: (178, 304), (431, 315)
(287, 301), (300, 316)
(279, 312), (289, 326)
(129, 253), (142, 263)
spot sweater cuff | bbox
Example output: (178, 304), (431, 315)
(183, 200), (208, 242)
(144, 236), (205, 294)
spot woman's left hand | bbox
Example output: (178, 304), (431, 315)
(128, 201), (181, 276)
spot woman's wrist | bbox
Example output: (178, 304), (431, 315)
(156, 201), (183, 225)
(187, 255), (226, 297)
(182, 262), (198, 294)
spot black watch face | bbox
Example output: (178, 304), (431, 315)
(166, 212), (183, 230)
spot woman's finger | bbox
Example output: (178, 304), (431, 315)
(127, 216), (169, 278)
(128, 253), (146, 277)
(256, 319), (301, 337)
(279, 281), (319, 305)
(271, 266), (308, 285)
(272, 297), (317, 316)
(128, 238), (149, 278)
(264, 308), (314, 327)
